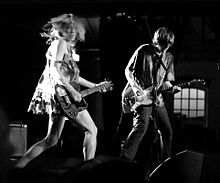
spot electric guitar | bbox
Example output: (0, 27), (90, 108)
(121, 79), (206, 113)
(55, 80), (113, 119)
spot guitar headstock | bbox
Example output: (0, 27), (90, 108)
(98, 80), (113, 92)
(190, 79), (206, 87)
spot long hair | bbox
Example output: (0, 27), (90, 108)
(40, 13), (86, 44)
(152, 27), (174, 47)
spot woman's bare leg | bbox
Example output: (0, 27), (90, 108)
(74, 110), (97, 161)
(14, 113), (66, 168)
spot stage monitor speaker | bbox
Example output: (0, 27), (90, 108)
(9, 123), (27, 157)
(147, 150), (204, 183)
(63, 155), (146, 183)
(200, 152), (220, 183)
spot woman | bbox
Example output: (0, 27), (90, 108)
(15, 13), (99, 168)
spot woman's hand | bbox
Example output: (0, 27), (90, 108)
(95, 82), (106, 92)
(70, 90), (82, 102)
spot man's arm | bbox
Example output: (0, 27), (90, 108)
(125, 48), (144, 96)
(163, 81), (181, 94)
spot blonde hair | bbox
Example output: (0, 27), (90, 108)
(41, 13), (86, 44)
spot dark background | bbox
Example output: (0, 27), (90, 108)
(1, 0), (220, 159)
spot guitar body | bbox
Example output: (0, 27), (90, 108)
(55, 80), (113, 119)
(122, 84), (153, 113)
(55, 84), (88, 119)
(121, 85), (135, 113)
(121, 79), (206, 114)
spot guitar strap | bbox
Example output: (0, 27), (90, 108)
(159, 56), (169, 72)
(157, 53), (173, 89)
(155, 51), (173, 76)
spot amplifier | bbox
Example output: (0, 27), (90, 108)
(9, 123), (27, 157)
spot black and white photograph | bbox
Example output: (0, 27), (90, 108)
(1, 0), (220, 182)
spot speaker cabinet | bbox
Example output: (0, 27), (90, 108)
(9, 123), (27, 157)
(148, 150), (204, 183)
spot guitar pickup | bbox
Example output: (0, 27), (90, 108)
(56, 86), (68, 96)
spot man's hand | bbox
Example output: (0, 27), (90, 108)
(132, 87), (144, 96)
(172, 86), (182, 94)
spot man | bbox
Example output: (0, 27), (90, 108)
(121, 27), (181, 163)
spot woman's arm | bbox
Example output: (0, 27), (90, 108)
(78, 76), (96, 88)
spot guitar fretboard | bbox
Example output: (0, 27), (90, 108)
(81, 86), (102, 97)
(80, 83), (112, 97)
(159, 79), (205, 93)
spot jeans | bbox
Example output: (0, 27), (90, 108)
(121, 104), (173, 161)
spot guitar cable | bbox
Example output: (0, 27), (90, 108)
(109, 110), (125, 156)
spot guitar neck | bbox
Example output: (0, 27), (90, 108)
(159, 80), (194, 93)
(177, 81), (193, 88)
(80, 85), (104, 97)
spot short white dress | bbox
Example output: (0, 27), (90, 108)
(27, 39), (81, 116)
